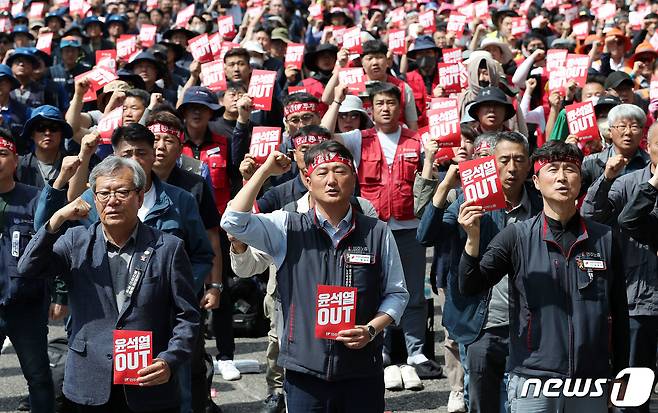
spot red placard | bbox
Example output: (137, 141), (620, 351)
(146, 0), (158, 11)
(565, 54), (589, 88)
(447, 13), (468, 37)
(208, 33), (222, 59)
(560, 4), (578, 22)
(595, 3), (616, 20)
(511, 17), (528, 37)
(217, 15), (236, 40)
(338, 67), (366, 94)
(75, 66), (118, 102)
(200, 61), (226, 92)
(651, 33), (658, 51)
(519, 0), (532, 16)
(546, 49), (568, 72)
(95, 50), (117, 71)
(0, 17), (11, 33)
(315, 285), (357, 340)
(427, 106), (461, 147)
(543, 0), (557, 10)
(70, 0), (90, 18)
(327, 26), (346, 46)
(0, 0), (9, 12)
(572, 21), (589, 40)
(459, 156), (506, 211)
(437, 63), (462, 94)
(219, 41), (239, 61)
(249, 127), (281, 164)
(98, 107), (123, 144)
(430, 97), (458, 110)
(285, 43), (305, 70)
(566, 101), (598, 143)
(473, 0), (490, 19)
(388, 29), (407, 55)
(28, 1), (44, 19)
(189, 33), (213, 63)
(630, 10), (650, 30)
(309, 3), (322, 19)
(342, 26), (362, 54)
(116, 35), (138, 62)
(442, 48), (462, 64)
(419, 10), (436, 35)
(11, 0), (23, 16)
(139, 24), (157, 48)
(175, 4), (194, 28)
(390, 7), (406, 28)
(419, 129), (456, 163)
(36, 32), (53, 56)
(113, 330), (152, 385)
(248, 70), (277, 111)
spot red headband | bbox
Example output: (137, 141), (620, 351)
(306, 152), (354, 176)
(292, 134), (330, 148)
(284, 102), (325, 118)
(0, 137), (16, 154)
(533, 156), (582, 174)
(148, 123), (184, 142)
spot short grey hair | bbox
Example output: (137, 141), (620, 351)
(88, 156), (146, 193)
(607, 104), (646, 128)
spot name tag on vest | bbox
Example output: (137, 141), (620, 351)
(345, 253), (374, 265)
(580, 259), (606, 270)
(206, 147), (220, 156)
(315, 285), (357, 340)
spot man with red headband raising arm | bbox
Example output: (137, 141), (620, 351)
(221, 141), (408, 412)
(458, 141), (629, 412)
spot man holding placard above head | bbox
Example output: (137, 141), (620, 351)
(322, 81), (442, 390)
(417, 130), (540, 412)
(458, 140), (629, 412)
(221, 141), (408, 412)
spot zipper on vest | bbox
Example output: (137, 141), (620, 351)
(566, 259), (574, 377)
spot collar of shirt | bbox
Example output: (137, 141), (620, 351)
(546, 212), (581, 238)
(315, 206), (353, 247)
(505, 187), (530, 216)
(102, 223), (139, 252)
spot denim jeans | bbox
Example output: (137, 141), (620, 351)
(466, 326), (510, 413)
(0, 300), (54, 413)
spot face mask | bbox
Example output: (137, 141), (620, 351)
(250, 57), (264, 68)
(191, 24), (206, 34)
(417, 55), (437, 71)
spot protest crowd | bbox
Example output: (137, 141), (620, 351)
(5, 0), (658, 412)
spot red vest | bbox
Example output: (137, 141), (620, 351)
(357, 127), (420, 221)
(182, 133), (229, 214)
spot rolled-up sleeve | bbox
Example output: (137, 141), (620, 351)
(230, 246), (274, 278)
(220, 209), (289, 269)
(378, 226), (409, 325)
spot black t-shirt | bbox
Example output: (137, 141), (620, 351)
(166, 166), (221, 229)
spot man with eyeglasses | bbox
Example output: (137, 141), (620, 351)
(583, 115), (658, 413)
(580, 103), (650, 194)
(19, 155), (200, 413)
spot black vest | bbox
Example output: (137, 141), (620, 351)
(276, 209), (387, 381)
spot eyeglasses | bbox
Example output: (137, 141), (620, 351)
(610, 124), (642, 134)
(287, 113), (316, 125)
(94, 188), (140, 203)
(34, 123), (61, 133)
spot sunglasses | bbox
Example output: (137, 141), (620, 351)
(34, 122), (61, 133)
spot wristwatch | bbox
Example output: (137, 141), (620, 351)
(206, 282), (224, 293)
(366, 324), (377, 342)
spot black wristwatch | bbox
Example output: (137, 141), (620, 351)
(206, 282), (224, 293)
(366, 324), (377, 342)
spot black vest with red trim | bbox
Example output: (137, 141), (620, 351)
(357, 127), (420, 222)
(509, 213), (616, 378)
(181, 133), (229, 214)
(276, 208), (386, 381)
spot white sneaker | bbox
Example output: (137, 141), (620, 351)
(216, 359), (241, 381)
(447, 391), (467, 413)
(384, 365), (404, 390)
(1, 337), (11, 354)
(399, 364), (424, 391)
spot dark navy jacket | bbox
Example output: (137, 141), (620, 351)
(18, 221), (200, 410)
(277, 210), (387, 381)
(460, 214), (629, 378)
(33, 175), (214, 291)
(416, 184), (542, 345)
(0, 183), (43, 306)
